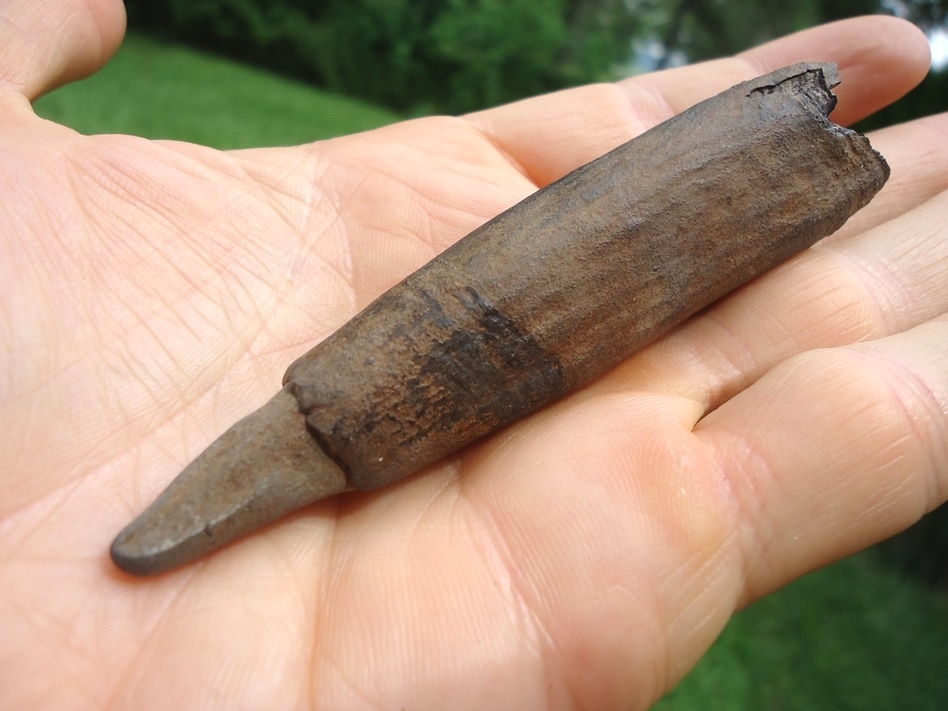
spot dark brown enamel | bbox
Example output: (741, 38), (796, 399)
(283, 62), (888, 491)
(112, 62), (889, 574)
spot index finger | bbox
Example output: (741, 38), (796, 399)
(467, 16), (930, 187)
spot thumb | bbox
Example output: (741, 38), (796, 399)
(0, 0), (126, 102)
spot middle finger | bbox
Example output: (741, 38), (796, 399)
(589, 114), (948, 413)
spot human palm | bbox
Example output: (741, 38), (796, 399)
(3, 3), (947, 709)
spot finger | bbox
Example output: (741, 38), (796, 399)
(695, 316), (948, 605)
(468, 16), (929, 187)
(599, 142), (948, 412)
(0, 0), (125, 103)
(831, 113), (948, 242)
(736, 15), (930, 127)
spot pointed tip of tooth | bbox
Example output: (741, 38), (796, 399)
(110, 527), (178, 576)
(111, 389), (348, 576)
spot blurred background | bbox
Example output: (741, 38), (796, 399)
(118, 0), (948, 117)
(34, 1), (948, 708)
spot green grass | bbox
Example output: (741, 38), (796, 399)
(34, 34), (400, 149)
(35, 32), (948, 710)
(655, 551), (948, 709)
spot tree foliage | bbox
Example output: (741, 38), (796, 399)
(124, 0), (639, 113)
(124, 0), (947, 114)
(899, 0), (948, 27)
(640, 0), (946, 67)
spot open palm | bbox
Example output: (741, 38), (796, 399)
(3, 2), (947, 708)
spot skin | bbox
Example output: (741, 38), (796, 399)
(1, 1), (946, 709)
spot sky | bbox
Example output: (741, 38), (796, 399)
(931, 28), (948, 69)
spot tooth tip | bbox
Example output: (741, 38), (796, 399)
(110, 389), (349, 576)
(109, 527), (172, 576)
(110, 511), (202, 576)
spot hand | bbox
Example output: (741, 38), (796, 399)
(2, 2), (945, 708)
